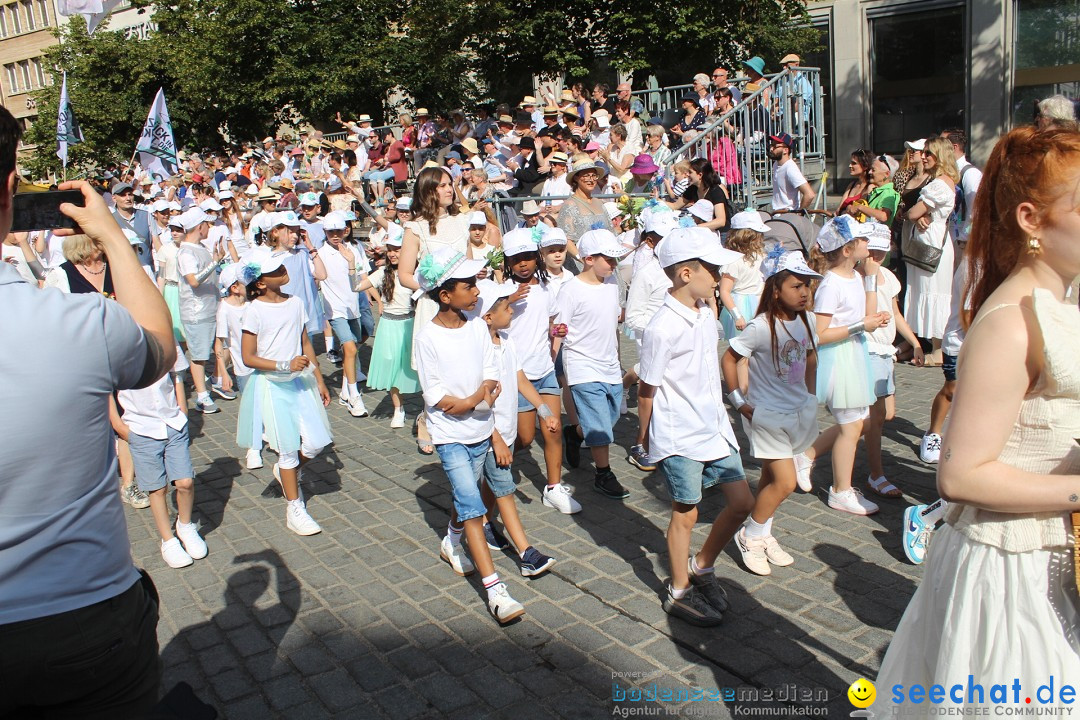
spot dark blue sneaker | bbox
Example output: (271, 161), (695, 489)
(519, 546), (555, 577)
(484, 522), (510, 551)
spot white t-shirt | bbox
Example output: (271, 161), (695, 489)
(813, 271), (865, 327)
(492, 335), (521, 446)
(545, 269), (572, 299)
(176, 243), (219, 322)
(555, 275), (622, 385)
(730, 313), (818, 412)
(155, 240), (181, 283)
(867, 267), (903, 356)
(638, 294), (738, 462)
(204, 222), (230, 254)
(368, 267), (413, 316)
(414, 318), (498, 445)
(723, 254), (765, 295)
(506, 280), (558, 380)
(241, 296), (307, 366)
(624, 259), (671, 337)
(941, 260), (971, 357)
(117, 370), (188, 441)
(771, 160), (808, 212)
(301, 219), (326, 249)
(541, 175), (571, 208)
(216, 300), (253, 377)
(319, 243), (361, 320)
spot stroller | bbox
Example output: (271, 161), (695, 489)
(755, 210), (823, 259)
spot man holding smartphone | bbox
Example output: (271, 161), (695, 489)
(0, 105), (176, 718)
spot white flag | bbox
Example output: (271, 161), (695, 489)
(136, 88), (178, 182)
(55, 72), (84, 168)
(55, 0), (123, 35)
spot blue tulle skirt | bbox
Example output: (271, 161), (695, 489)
(720, 292), (760, 341)
(163, 283), (185, 342)
(816, 334), (875, 409)
(236, 368), (332, 454)
(366, 315), (421, 394)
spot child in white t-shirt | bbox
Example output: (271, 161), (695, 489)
(802, 216), (889, 516)
(214, 264), (258, 468)
(637, 227), (750, 627)
(321, 212), (371, 418)
(467, 210), (499, 272)
(413, 247), (524, 625)
(540, 228), (572, 299)
(723, 251), (820, 576)
(236, 252), (332, 537)
(176, 208), (225, 414)
(555, 229), (631, 501)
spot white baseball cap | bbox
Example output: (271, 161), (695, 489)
(199, 198), (223, 213)
(540, 227), (568, 248)
(414, 246), (487, 293)
(151, 199), (172, 214)
(395, 196), (413, 210)
(218, 190), (234, 201)
(656, 226), (742, 269)
(178, 208), (211, 232)
(729, 210), (770, 233)
(245, 184), (260, 196)
(468, 210), (487, 227)
(816, 215), (863, 253)
(577, 229), (631, 259)
(385, 223), (404, 246)
(270, 210), (302, 227)
(219, 263), (242, 292)
(322, 212), (348, 231)
(475, 279), (515, 316)
(603, 202), (623, 221)
(687, 199), (714, 222)
(642, 210), (678, 238)
(502, 227), (541, 257)
(253, 250), (288, 276)
(298, 191), (320, 206)
(864, 221), (893, 252)
(760, 247), (822, 279)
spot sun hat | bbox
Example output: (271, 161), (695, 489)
(415, 108), (430, 116)
(561, 106), (580, 120)
(178, 208), (211, 232)
(414, 246), (487, 294)
(657, 226), (742, 269)
(593, 114), (610, 129)
(460, 138), (479, 155)
(567, 159), (608, 184)
(519, 96), (537, 107)
(629, 154), (660, 174)
(816, 215), (863, 253)
(584, 141), (601, 152)
(780, 54), (801, 65)
(688, 199), (714, 222)
(760, 248), (822, 279)
(277, 178), (294, 190)
(540, 227), (569, 248)
(730, 210), (770, 233)
(741, 56), (766, 76)
(497, 114), (513, 124)
(519, 200), (541, 216)
(560, 89), (575, 102)
(468, 210), (487, 227)
(549, 151), (569, 165)
(502, 227), (542, 257)
(256, 187), (280, 201)
(577, 229), (631, 259)
(543, 106), (559, 116)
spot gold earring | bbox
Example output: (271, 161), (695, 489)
(1028, 235), (1042, 255)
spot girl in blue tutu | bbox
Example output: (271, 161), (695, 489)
(800, 216), (890, 516)
(236, 251), (332, 537)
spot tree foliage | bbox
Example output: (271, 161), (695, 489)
(23, 0), (818, 176)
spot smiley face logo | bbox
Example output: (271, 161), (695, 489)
(848, 678), (876, 708)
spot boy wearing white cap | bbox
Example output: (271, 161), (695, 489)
(467, 210), (498, 275)
(637, 226), (750, 626)
(413, 247), (525, 624)
(176, 208), (224, 413)
(321, 212), (372, 418)
(555, 229), (632, 500)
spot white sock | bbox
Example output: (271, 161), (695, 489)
(447, 523), (463, 547)
(483, 573), (501, 599)
(341, 376), (348, 396)
(690, 555), (713, 576)
(921, 498), (949, 525)
(197, 391), (210, 402)
(349, 383), (361, 400)
(763, 517), (774, 536)
(669, 584), (689, 599)
(744, 517), (769, 539)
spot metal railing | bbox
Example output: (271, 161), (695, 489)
(323, 124), (403, 143)
(488, 193), (654, 234)
(620, 84), (692, 123)
(662, 67), (826, 212)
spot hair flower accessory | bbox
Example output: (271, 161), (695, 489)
(530, 226), (545, 244)
(589, 219), (608, 231)
(678, 215), (696, 228)
(759, 242), (787, 279)
(239, 263), (262, 286)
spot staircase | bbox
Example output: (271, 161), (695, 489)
(661, 67), (826, 212)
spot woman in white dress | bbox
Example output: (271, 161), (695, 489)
(903, 137), (959, 365)
(876, 125), (1080, 712)
(397, 166), (471, 454)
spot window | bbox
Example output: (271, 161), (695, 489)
(5, 63), (17, 94)
(32, 57), (44, 88)
(870, 6), (967, 154)
(35, 0), (46, 26)
(9, 2), (21, 34)
(18, 60), (31, 92)
(21, 0), (33, 30)
(1011, 0), (1080, 126)
(0, 6), (7, 38)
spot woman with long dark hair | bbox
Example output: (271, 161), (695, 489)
(667, 157), (731, 232)
(837, 149), (875, 218)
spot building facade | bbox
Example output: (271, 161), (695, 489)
(806, 0), (1079, 177)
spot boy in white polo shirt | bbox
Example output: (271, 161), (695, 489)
(637, 227), (753, 627)
(555, 229), (632, 500)
(320, 211), (371, 417)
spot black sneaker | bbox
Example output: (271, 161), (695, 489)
(484, 522), (510, 551)
(327, 348), (343, 365)
(662, 586), (723, 627)
(519, 546), (556, 577)
(687, 558), (730, 614)
(562, 425), (581, 468)
(594, 469), (629, 499)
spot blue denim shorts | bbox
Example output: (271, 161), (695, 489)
(869, 353), (895, 398)
(129, 424), (194, 493)
(183, 319), (216, 361)
(483, 449), (517, 498)
(357, 293), (375, 338)
(942, 351), (958, 383)
(329, 317), (364, 346)
(570, 382), (621, 447)
(517, 370), (561, 412)
(435, 440), (491, 522)
(656, 444), (746, 505)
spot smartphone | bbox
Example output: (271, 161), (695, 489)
(11, 190), (84, 233)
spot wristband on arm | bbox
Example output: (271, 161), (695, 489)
(863, 275), (878, 292)
(846, 322), (867, 337)
(275, 360), (290, 372)
(727, 389), (747, 410)
(537, 405), (554, 419)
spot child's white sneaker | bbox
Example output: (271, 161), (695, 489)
(348, 394), (369, 418)
(439, 535), (475, 576)
(828, 486), (879, 516)
(735, 528), (771, 576)
(794, 453), (813, 492)
(390, 408), (406, 429)
(246, 448), (263, 470)
(286, 500), (322, 536)
(161, 537), (193, 568)
(175, 520), (208, 560)
(919, 433), (942, 464)
(487, 582), (525, 624)
(542, 483), (582, 514)
(762, 534), (794, 566)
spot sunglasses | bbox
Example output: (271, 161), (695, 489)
(712, 73), (726, 78)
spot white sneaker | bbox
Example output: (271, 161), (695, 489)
(348, 394), (369, 418)
(175, 520), (208, 560)
(272, 463), (304, 501)
(542, 483), (582, 514)
(762, 534), (794, 566)
(828, 486), (880, 516)
(338, 393), (350, 407)
(246, 448), (263, 470)
(919, 433), (942, 464)
(487, 582), (525, 624)
(390, 408), (406, 429)
(161, 537), (193, 568)
(286, 500), (322, 536)
(794, 453), (813, 492)
(439, 534), (475, 576)
(735, 528), (771, 576)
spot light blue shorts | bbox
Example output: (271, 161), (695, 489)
(436, 440), (491, 522)
(656, 444), (745, 505)
(517, 370), (561, 412)
(570, 382), (621, 447)
(483, 449), (517, 498)
(183, 319), (216, 361)
(870, 354), (895, 398)
(329, 316), (364, 346)
(129, 425), (194, 493)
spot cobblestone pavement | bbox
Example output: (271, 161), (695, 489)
(125, 338), (942, 719)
